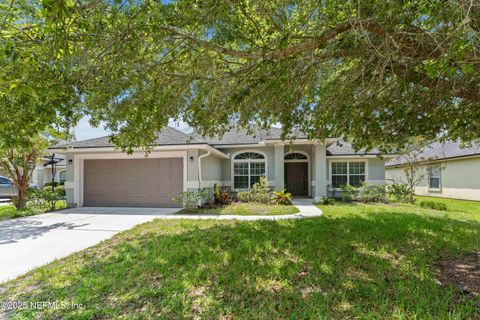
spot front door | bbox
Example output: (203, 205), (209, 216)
(285, 162), (308, 196)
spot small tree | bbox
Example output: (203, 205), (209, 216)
(391, 139), (429, 203)
(0, 141), (46, 209)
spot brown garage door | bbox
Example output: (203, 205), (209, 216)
(84, 158), (183, 207)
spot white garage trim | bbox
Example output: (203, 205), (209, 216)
(73, 151), (187, 207)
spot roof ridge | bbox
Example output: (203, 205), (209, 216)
(166, 126), (206, 143)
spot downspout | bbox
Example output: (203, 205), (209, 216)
(197, 149), (211, 206)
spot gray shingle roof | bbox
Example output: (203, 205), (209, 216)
(50, 127), (204, 149)
(50, 125), (383, 157)
(326, 141), (381, 156)
(197, 127), (307, 145)
(386, 141), (480, 167)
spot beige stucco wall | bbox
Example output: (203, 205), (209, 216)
(385, 156), (480, 201)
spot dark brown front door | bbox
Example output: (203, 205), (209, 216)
(285, 162), (308, 196)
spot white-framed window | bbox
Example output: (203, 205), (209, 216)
(59, 170), (66, 182)
(233, 152), (266, 189)
(428, 166), (441, 190)
(331, 161), (366, 188)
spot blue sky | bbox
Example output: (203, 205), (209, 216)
(73, 117), (109, 140)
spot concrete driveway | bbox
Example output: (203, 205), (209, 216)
(0, 207), (179, 283)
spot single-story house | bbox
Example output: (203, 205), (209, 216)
(385, 141), (480, 201)
(49, 126), (389, 208)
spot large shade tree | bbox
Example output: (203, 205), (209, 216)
(1, 0), (480, 152)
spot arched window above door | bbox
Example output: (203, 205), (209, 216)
(284, 152), (308, 160)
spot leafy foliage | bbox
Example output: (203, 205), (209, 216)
(2, 1), (480, 152)
(338, 183), (387, 203)
(172, 189), (210, 209)
(387, 183), (412, 203)
(357, 184), (387, 203)
(213, 183), (232, 205)
(28, 187), (67, 212)
(419, 200), (448, 211)
(340, 184), (357, 202)
(320, 196), (337, 205)
(237, 177), (270, 203)
(271, 189), (292, 205)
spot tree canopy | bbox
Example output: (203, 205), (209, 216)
(1, 0), (479, 151)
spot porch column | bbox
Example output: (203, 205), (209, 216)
(314, 143), (327, 200)
(274, 144), (284, 190)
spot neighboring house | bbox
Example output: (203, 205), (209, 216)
(386, 141), (480, 201)
(31, 157), (67, 188)
(0, 157), (66, 188)
(48, 126), (389, 208)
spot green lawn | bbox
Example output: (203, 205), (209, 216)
(1, 202), (479, 319)
(0, 200), (68, 221)
(0, 205), (37, 221)
(416, 195), (480, 215)
(177, 202), (299, 215)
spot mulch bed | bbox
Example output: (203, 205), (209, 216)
(435, 251), (480, 297)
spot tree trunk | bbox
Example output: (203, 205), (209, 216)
(14, 187), (28, 210)
(1, 148), (39, 210)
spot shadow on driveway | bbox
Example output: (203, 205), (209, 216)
(0, 219), (89, 245)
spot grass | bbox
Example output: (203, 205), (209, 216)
(0, 201), (479, 319)
(0, 200), (68, 222)
(416, 195), (480, 215)
(0, 205), (37, 221)
(177, 202), (299, 215)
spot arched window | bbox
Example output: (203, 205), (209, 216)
(233, 151), (266, 189)
(284, 153), (308, 160)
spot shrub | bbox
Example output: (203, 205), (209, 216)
(358, 183), (387, 203)
(387, 182), (411, 203)
(43, 185), (65, 193)
(271, 189), (292, 205)
(340, 184), (357, 202)
(44, 181), (64, 187)
(216, 191), (232, 205)
(419, 200), (447, 211)
(321, 196), (337, 205)
(237, 177), (270, 203)
(172, 189), (209, 209)
(213, 183), (232, 205)
(28, 188), (66, 212)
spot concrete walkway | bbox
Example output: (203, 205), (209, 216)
(165, 198), (322, 221)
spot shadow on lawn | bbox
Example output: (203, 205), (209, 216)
(4, 211), (480, 319)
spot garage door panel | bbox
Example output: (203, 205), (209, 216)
(84, 158), (183, 207)
(171, 184), (183, 194)
(170, 167), (183, 176)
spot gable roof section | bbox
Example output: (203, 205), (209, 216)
(197, 127), (307, 145)
(326, 142), (381, 156)
(50, 126), (205, 149)
(386, 141), (480, 167)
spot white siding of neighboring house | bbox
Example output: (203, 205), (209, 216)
(385, 156), (480, 201)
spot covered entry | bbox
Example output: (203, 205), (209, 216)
(83, 158), (183, 207)
(284, 152), (310, 196)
